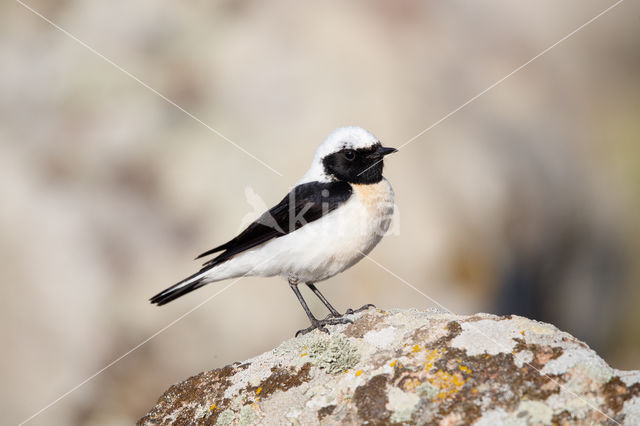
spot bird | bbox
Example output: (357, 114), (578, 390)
(150, 126), (397, 336)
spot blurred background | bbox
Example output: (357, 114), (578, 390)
(1, 0), (639, 424)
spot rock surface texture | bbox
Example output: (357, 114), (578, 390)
(138, 308), (639, 425)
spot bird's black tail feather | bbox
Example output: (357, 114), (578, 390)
(149, 270), (209, 306)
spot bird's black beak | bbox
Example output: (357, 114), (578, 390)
(380, 146), (398, 156)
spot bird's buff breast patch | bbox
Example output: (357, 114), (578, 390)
(351, 179), (394, 230)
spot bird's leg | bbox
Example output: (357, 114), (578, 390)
(305, 282), (342, 318)
(289, 278), (353, 336)
(305, 282), (374, 318)
(289, 277), (324, 334)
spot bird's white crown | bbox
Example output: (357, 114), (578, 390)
(298, 126), (380, 184)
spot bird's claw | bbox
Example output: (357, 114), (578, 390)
(296, 324), (329, 337)
(295, 316), (353, 337)
(296, 305), (376, 336)
(345, 303), (376, 315)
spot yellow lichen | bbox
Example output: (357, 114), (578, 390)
(390, 360), (397, 367)
(403, 378), (422, 392)
(422, 348), (444, 371)
(300, 352), (308, 357)
(428, 369), (469, 400)
(355, 370), (363, 376)
(411, 344), (421, 353)
(459, 365), (471, 374)
(256, 387), (262, 395)
(209, 404), (216, 410)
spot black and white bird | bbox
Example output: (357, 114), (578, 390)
(150, 126), (397, 335)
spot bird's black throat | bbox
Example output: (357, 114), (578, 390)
(322, 143), (388, 184)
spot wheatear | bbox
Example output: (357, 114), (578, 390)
(150, 126), (397, 335)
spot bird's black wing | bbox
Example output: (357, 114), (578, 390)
(196, 180), (353, 269)
(149, 181), (352, 306)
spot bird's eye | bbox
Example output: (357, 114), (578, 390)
(344, 149), (355, 161)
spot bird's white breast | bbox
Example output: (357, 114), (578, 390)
(277, 178), (394, 282)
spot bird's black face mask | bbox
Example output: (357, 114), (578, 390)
(322, 143), (397, 184)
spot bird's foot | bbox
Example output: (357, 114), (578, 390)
(295, 316), (354, 337)
(345, 303), (376, 315)
(322, 303), (376, 320)
(323, 311), (343, 320)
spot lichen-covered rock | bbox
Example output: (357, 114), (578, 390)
(138, 308), (640, 425)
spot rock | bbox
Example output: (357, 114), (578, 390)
(138, 308), (640, 425)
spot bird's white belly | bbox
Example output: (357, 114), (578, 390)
(210, 179), (394, 283)
(276, 178), (394, 281)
